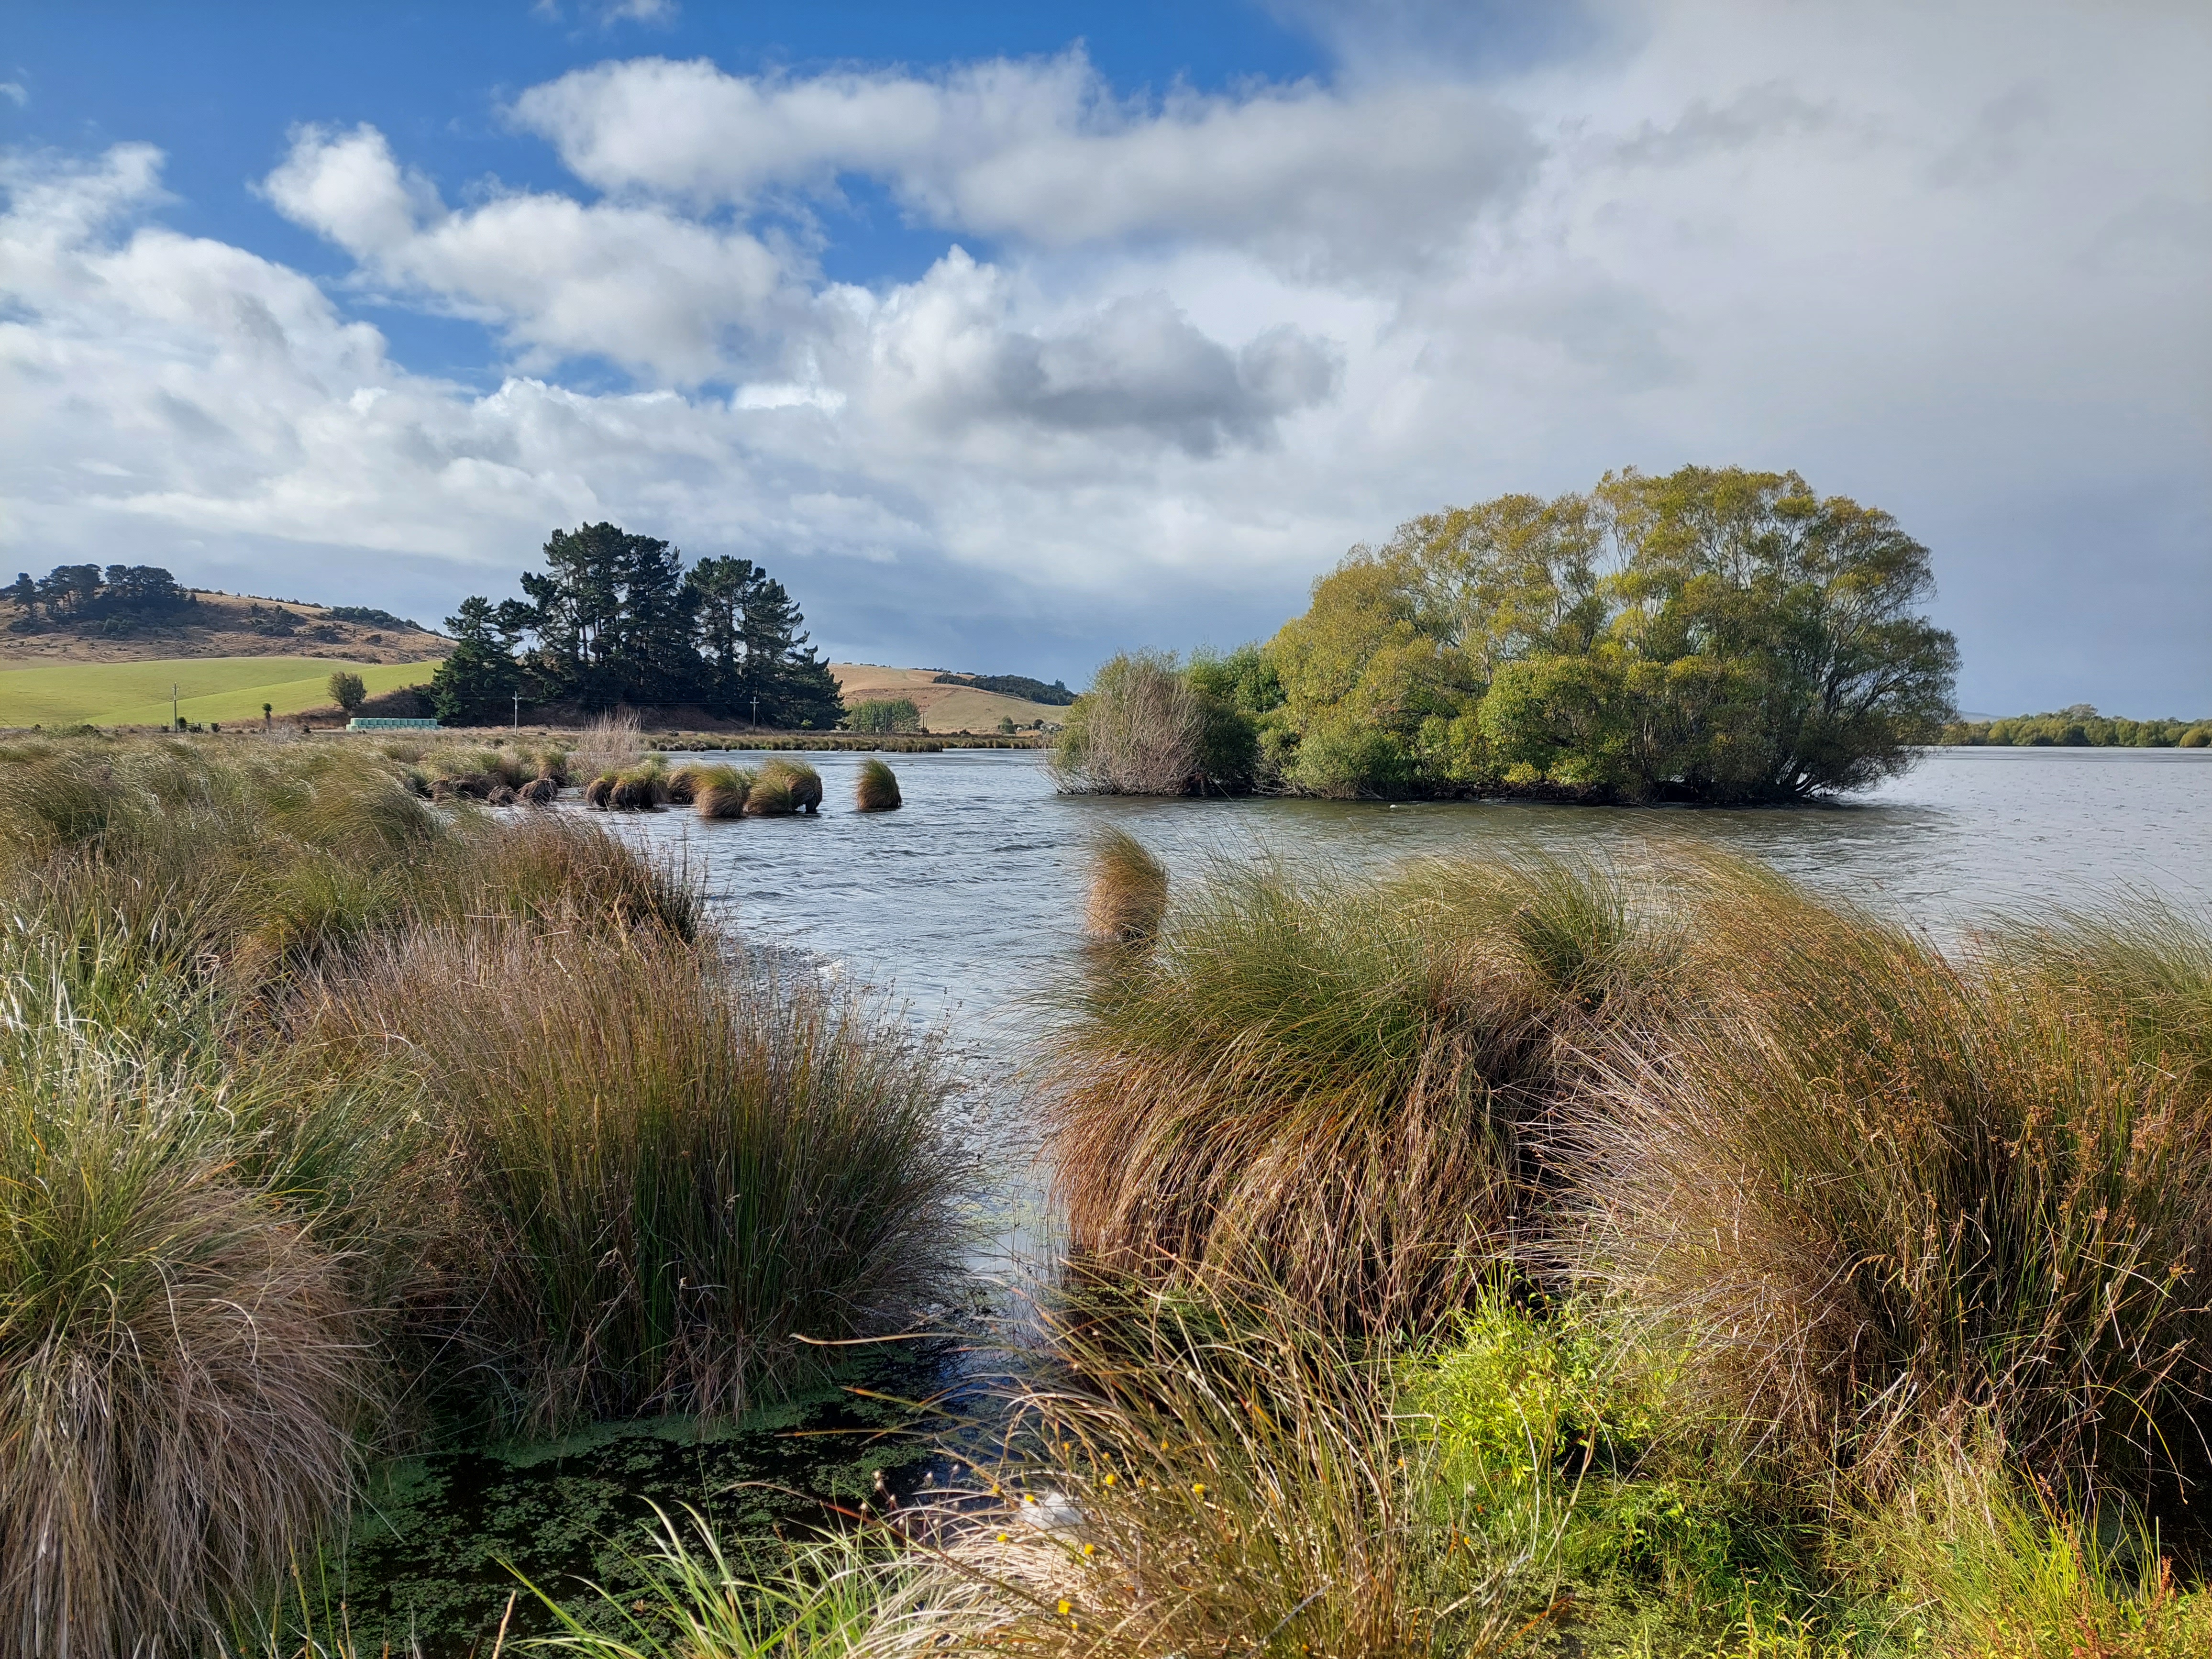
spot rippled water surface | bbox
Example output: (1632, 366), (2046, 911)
(615, 745), (2212, 1214)
(632, 745), (2212, 1015)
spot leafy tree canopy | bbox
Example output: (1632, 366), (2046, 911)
(428, 524), (845, 728)
(1261, 466), (1959, 802)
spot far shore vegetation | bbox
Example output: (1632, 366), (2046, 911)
(1, 728), (2210, 1653)
(1056, 465), (1964, 803)
(1941, 704), (2211, 748)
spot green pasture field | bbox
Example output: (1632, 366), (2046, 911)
(0, 656), (433, 728)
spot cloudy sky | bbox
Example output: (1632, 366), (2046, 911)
(1, 1), (2204, 712)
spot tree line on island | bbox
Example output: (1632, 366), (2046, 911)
(1056, 465), (1972, 805)
(429, 523), (845, 729)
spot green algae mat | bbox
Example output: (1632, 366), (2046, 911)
(320, 1349), (956, 1653)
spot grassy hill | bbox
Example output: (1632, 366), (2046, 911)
(0, 590), (448, 667)
(830, 664), (1068, 733)
(0, 657), (434, 729)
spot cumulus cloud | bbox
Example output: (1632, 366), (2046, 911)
(509, 50), (1538, 277)
(4, 1), (2208, 709)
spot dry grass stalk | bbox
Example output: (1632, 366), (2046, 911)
(569, 710), (643, 779)
(854, 757), (902, 812)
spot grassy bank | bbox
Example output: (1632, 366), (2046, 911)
(0, 733), (967, 1654)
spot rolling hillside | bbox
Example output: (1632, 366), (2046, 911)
(0, 657), (435, 729)
(830, 664), (1069, 732)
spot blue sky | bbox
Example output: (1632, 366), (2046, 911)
(2, 1), (2206, 712)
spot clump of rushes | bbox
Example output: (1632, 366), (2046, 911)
(0, 1008), (386, 1654)
(692, 762), (754, 819)
(584, 772), (615, 808)
(1046, 851), (1662, 1329)
(745, 757), (824, 816)
(1575, 864), (2212, 1504)
(517, 774), (559, 805)
(299, 922), (967, 1430)
(854, 755), (902, 811)
(664, 763), (704, 805)
(1084, 828), (1166, 943)
(608, 757), (669, 810)
(905, 1278), (1548, 1659)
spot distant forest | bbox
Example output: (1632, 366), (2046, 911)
(430, 522), (845, 728)
(1941, 707), (2210, 748)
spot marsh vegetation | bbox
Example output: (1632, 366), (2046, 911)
(0, 733), (966, 1654)
(2, 732), (2209, 1656)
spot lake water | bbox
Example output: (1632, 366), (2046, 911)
(618, 744), (2212, 1238)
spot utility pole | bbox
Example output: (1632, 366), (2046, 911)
(170, 683), (179, 732)
(751, 693), (758, 731)
(512, 692), (520, 730)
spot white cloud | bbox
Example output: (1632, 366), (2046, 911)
(3, 0), (2207, 708)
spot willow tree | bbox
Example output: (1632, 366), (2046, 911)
(1263, 466), (1958, 802)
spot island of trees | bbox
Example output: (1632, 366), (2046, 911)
(1054, 465), (1963, 804)
(428, 523), (845, 728)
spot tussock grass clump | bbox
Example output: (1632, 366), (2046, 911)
(608, 757), (669, 810)
(664, 762), (704, 805)
(908, 1279), (1548, 1659)
(0, 1014), (386, 1654)
(583, 772), (615, 807)
(1047, 852), (1664, 1329)
(1083, 828), (1167, 944)
(746, 756), (823, 816)
(1575, 867), (2212, 1503)
(691, 762), (753, 819)
(300, 923), (967, 1430)
(854, 755), (902, 812)
(517, 774), (559, 805)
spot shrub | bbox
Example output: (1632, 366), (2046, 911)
(853, 756), (901, 812)
(326, 671), (367, 713)
(299, 923), (967, 1430)
(846, 697), (922, 734)
(1051, 651), (1253, 796)
(1574, 867), (2212, 1503)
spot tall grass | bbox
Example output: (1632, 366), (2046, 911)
(0, 1000), (387, 1654)
(1046, 848), (1665, 1328)
(853, 757), (901, 812)
(1082, 829), (1165, 944)
(297, 923), (969, 1430)
(898, 1278), (1553, 1659)
(692, 762), (753, 819)
(747, 757), (823, 816)
(571, 711), (644, 779)
(1573, 865), (2212, 1502)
